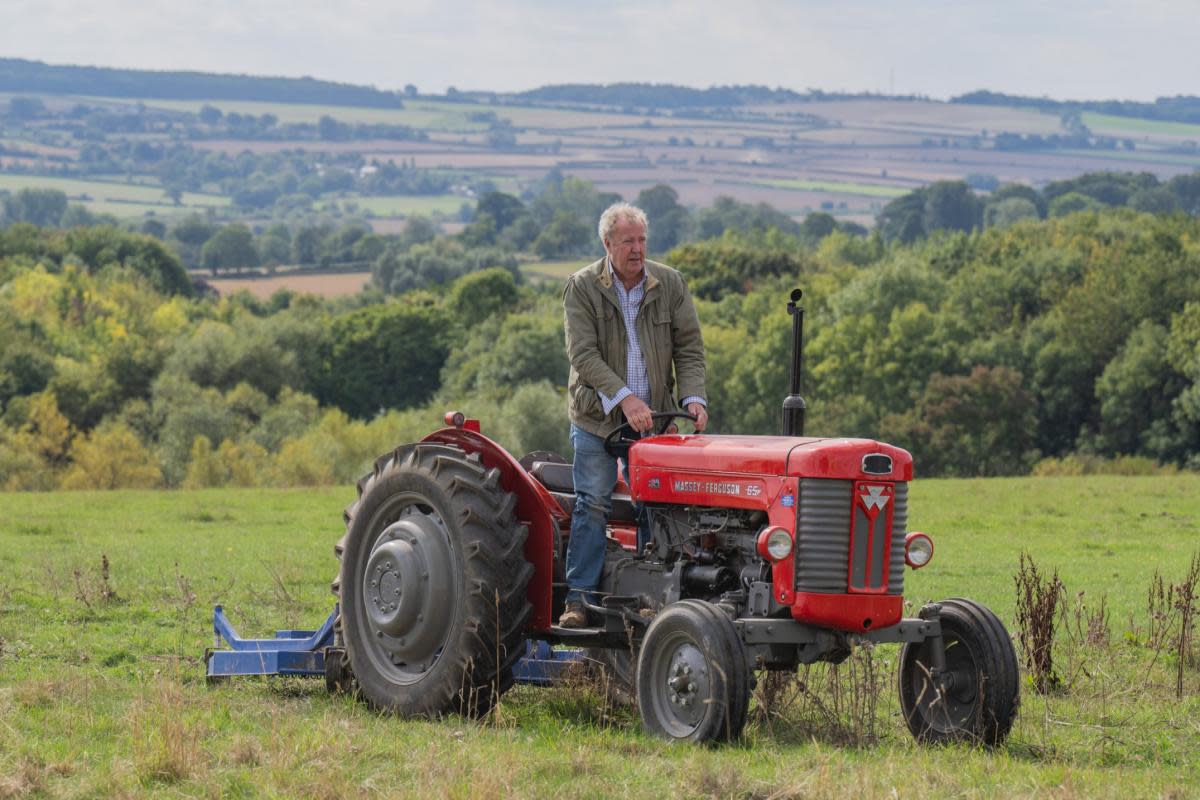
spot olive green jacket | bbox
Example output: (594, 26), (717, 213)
(563, 258), (707, 438)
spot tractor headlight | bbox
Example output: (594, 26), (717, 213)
(757, 526), (793, 562)
(905, 532), (934, 569)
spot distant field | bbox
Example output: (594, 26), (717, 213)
(344, 194), (469, 217)
(520, 259), (583, 283)
(205, 271), (373, 299)
(1055, 148), (1200, 169)
(0, 173), (228, 215)
(118, 97), (489, 132)
(1081, 112), (1200, 138)
(761, 178), (910, 198)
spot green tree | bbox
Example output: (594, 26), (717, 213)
(60, 423), (162, 489)
(476, 191), (526, 231)
(65, 226), (192, 295)
(1049, 191), (1104, 217)
(877, 189), (927, 244)
(322, 303), (453, 418)
(1094, 320), (1187, 458)
(636, 184), (692, 251)
(923, 181), (982, 234)
(532, 211), (592, 258)
(446, 267), (519, 327)
(4, 188), (68, 227)
(1167, 173), (1200, 215)
(201, 223), (259, 274)
(984, 197), (1040, 229)
(885, 366), (1037, 477)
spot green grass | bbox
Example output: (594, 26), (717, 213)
(1081, 112), (1200, 138)
(756, 178), (909, 198)
(2, 476), (1199, 796)
(341, 194), (469, 217)
(0, 173), (229, 215)
(113, 97), (491, 132)
(1056, 148), (1200, 168)
(520, 259), (587, 283)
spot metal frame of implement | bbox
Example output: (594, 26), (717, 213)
(204, 605), (583, 686)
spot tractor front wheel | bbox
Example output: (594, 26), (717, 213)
(636, 600), (750, 743)
(899, 597), (1020, 746)
(336, 443), (533, 717)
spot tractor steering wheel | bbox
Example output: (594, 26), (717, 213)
(603, 411), (698, 459)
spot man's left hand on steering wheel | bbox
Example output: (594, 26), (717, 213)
(687, 401), (708, 433)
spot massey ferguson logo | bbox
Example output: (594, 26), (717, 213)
(860, 485), (890, 511)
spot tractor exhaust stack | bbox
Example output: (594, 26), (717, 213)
(782, 288), (806, 436)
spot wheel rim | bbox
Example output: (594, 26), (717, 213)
(647, 631), (712, 738)
(358, 496), (458, 685)
(909, 634), (980, 735)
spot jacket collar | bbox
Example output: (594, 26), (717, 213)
(593, 257), (661, 292)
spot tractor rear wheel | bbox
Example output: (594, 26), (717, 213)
(636, 600), (750, 743)
(899, 597), (1020, 746)
(335, 443), (533, 717)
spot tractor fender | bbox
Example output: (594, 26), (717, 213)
(422, 425), (565, 632)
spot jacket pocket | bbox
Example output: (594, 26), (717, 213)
(572, 382), (601, 418)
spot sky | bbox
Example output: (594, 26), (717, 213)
(2, 0), (1195, 102)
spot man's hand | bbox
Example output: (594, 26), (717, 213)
(687, 402), (709, 433)
(619, 395), (654, 433)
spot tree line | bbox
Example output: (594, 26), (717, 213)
(0, 57), (404, 107)
(2, 200), (1199, 491)
(876, 171), (1200, 244)
(954, 90), (1200, 126)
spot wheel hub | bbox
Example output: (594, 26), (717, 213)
(663, 643), (708, 716)
(362, 513), (454, 670)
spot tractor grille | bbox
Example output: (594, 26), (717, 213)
(795, 479), (907, 595)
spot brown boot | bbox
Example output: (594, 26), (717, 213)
(558, 602), (588, 629)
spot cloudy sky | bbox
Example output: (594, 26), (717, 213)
(2, 0), (1194, 101)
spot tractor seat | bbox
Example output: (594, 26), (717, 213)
(529, 461), (637, 522)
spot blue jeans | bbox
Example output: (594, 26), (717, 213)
(565, 424), (622, 605)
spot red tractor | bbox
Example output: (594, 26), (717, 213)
(328, 290), (1019, 744)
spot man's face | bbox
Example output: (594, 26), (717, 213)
(605, 219), (647, 282)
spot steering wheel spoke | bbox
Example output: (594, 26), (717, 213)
(603, 411), (698, 459)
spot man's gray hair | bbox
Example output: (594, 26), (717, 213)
(598, 202), (649, 245)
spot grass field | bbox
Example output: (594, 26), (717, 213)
(760, 178), (910, 199)
(1056, 148), (1200, 169)
(520, 259), (584, 283)
(0, 173), (229, 216)
(2, 475), (1200, 797)
(1081, 112), (1200, 139)
(343, 194), (469, 217)
(207, 271), (373, 300)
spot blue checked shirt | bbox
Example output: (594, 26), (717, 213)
(598, 259), (705, 416)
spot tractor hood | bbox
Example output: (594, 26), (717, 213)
(628, 434), (913, 482)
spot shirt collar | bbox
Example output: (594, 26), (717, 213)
(606, 257), (646, 293)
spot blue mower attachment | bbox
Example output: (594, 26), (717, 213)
(204, 605), (583, 689)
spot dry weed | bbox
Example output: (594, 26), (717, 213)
(228, 735), (263, 767)
(683, 759), (755, 800)
(129, 680), (204, 784)
(1014, 551), (1064, 693)
(73, 553), (120, 611)
(749, 643), (889, 746)
(0, 755), (72, 799)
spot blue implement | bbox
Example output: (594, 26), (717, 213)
(204, 605), (583, 686)
(205, 604), (337, 679)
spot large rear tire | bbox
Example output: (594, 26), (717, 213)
(899, 597), (1020, 746)
(335, 443), (533, 717)
(636, 600), (751, 743)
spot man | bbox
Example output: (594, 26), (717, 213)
(559, 201), (708, 628)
